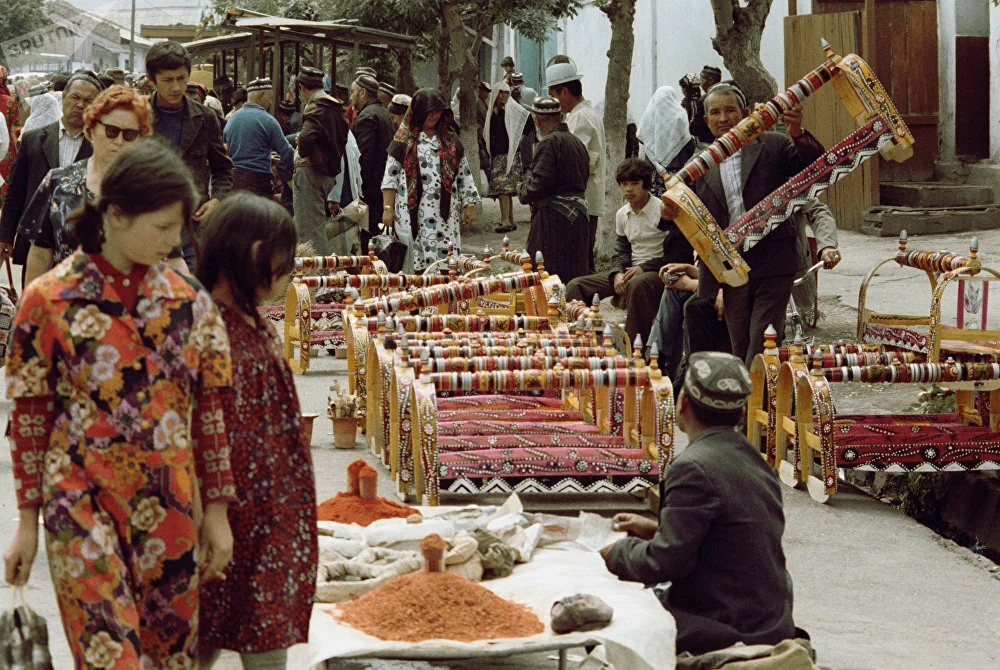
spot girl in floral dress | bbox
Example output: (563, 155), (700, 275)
(196, 192), (318, 670)
(3, 140), (236, 669)
(381, 88), (481, 272)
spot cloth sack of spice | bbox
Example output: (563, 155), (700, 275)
(0, 592), (54, 670)
(472, 528), (519, 579)
(315, 547), (423, 602)
(676, 639), (832, 670)
(550, 594), (614, 634)
(444, 533), (484, 582)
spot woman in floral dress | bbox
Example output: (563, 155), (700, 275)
(3, 140), (235, 669)
(22, 85), (153, 285)
(381, 88), (480, 272)
(0, 66), (20, 198)
(195, 193), (318, 669)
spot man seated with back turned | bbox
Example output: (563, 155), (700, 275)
(601, 351), (796, 656)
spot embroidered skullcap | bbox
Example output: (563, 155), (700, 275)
(246, 78), (273, 92)
(387, 93), (411, 116)
(105, 67), (125, 83)
(297, 66), (325, 89)
(701, 65), (722, 79)
(378, 81), (395, 96)
(479, 81), (491, 92)
(355, 74), (379, 96)
(501, 56), (515, 68)
(683, 351), (752, 411)
(67, 70), (105, 92)
(510, 72), (525, 84)
(355, 66), (377, 80)
(278, 100), (296, 114)
(531, 96), (562, 116)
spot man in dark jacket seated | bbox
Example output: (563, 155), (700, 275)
(564, 157), (693, 345)
(602, 351), (796, 656)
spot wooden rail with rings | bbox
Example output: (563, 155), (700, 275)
(662, 39), (913, 287)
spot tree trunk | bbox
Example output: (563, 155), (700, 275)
(396, 49), (416, 95)
(710, 0), (778, 104)
(437, 5), (455, 96)
(441, 2), (486, 195)
(598, 0), (636, 270)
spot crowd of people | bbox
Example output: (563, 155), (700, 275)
(0, 37), (851, 667)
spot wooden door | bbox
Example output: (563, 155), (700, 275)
(868, 0), (939, 182)
(784, 11), (873, 231)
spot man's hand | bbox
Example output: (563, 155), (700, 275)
(660, 195), (680, 221)
(622, 265), (642, 284)
(463, 205), (477, 229)
(0, 241), (12, 262)
(714, 289), (725, 321)
(613, 272), (627, 296)
(660, 262), (699, 292)
(783, 104), (805, 138)
(612, 513), (658, 540)
(382, 206), (395, 229)
(819, 246), (842, 269)
(4, 508), (40, 586)
(198, 503), (233, 584)
(328, 201), (341, 216)
(193, 198), (221, 222)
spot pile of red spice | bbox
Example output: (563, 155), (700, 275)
(334, 571), (545, 642)
(316, 459), (419, 526)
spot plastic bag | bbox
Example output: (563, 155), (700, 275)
(0, 589), (54, 670)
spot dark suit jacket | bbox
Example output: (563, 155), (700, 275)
(150, 93), (233, 205)
(694, 131), (824, 295)
(352, 100), (393, 227)
(607, 426), (795, 655)
(0, 121), (92, 264)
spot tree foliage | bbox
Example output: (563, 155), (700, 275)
(0, 0), (50, 47)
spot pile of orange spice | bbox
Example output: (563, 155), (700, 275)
(334, 571), (545, 642)
(316, 459), (419, 526)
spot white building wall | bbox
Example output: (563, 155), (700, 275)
(530, 0), (795, 120)
(939, 0), (958, 162)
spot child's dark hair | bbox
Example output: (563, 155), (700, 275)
(616, 157), (653, 191)
(146, 40), (192, 78)
(71, 140), (197, 254)
(196, 192), (297, 319)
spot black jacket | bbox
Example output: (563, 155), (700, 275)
(694, 130), (824, 290)
(0, 121), (92, 264)
(518, 123), (588, 205)
(297, 90), (348, 177)
(150, 93), (233, 205)
(607, 426), (796, 655)
(352, 100), (393, 223)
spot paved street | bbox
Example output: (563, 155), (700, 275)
(2, 214), (1000, 668)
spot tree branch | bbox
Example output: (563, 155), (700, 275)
(709, 0), (735, 32)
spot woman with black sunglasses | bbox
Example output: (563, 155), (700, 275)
(21, 85), (153, 285)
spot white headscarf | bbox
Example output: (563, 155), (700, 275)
(22, 92), (62, 134)
(484, 81), (530, 177)
(637, 86), (691, 172)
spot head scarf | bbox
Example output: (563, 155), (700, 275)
(637, 86), (692, 173)
(484, 81), (529, 177)
(387, 89), (464, 238)
(22, 92), (62, 133)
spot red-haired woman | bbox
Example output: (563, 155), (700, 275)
(21, 85), (154, 284)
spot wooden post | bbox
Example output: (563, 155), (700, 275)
(257, 29), (266, 78)
(294, 42), (301, 106)
(788, 0), (797, 16)
(278, 42), (285, 102)
(352, 40), (360, 75)
(330, 44), (337, 89)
